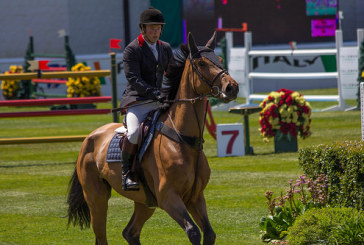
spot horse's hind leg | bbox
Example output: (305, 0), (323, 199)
(122, 202), (155, 245)
(187, 193), (216, 245)
(80, 168), (110, 245)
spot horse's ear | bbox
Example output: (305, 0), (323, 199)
(205, 31), (216, 50)
(188, 32), (199, 58)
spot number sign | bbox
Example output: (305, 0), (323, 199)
(216, 124), (245, 157)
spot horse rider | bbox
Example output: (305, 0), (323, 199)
(119, 7), (175, 191)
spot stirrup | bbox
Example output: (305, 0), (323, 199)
(122, 173), (139, 191)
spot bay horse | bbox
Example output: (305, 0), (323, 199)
(67, 32), (239, 245)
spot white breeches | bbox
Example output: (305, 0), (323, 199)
(125, 101), (160, 144)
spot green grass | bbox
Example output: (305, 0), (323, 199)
(0, 89), (361, 244)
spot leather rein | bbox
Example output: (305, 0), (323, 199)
(160, 50), (228, 151)
(164, 50), (228, 206)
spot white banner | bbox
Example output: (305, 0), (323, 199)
(339, 47), (358, 100)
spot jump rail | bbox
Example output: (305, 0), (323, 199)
(0, 53), (120, 144)
(244, 31), (344, 110)
(0, 109), (110, 118)
(0, 96), (111, 107)
(31, 79), (67, 84)
(226, 29), (364, 111)
(0, 135), (87, 145)
(0, 70), (110, 80)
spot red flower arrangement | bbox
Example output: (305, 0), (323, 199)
(259, 88), (312, 141)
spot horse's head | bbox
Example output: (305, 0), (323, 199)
(187, 32), (239, 103)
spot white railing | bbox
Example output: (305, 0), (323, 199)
(226, 29), (364, 111)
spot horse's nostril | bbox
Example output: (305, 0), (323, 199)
(226, 84), (232, 94)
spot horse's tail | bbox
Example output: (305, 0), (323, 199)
(66, 166), (90, 229)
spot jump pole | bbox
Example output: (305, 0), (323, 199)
(0, 135), (87, 145)
(0, 70), (110, 80)
(110, 52), (119, 123)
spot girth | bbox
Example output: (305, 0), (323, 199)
(155, 122), (203, 151)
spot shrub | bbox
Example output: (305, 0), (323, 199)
(287, 207), (364, 244)
(260, 175), (329, 242)
(298, 141), (364, 210)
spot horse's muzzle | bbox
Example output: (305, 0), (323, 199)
(220, 76), (239, 102)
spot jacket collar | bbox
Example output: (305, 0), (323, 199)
(137, 34), (161, 47)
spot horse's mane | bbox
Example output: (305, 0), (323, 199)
(163, 44), (189, 100)
(165, 44), (189, 82)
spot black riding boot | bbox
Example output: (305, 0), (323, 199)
(121, 138), (139, 191)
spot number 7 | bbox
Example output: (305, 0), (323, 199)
(221, 130), (239, 154)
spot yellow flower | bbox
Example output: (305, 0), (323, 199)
(66, 63), (102, 97)
(292, 113), (298, 123)
(1, 65), (23, 99)
(272, 117), (279, 126)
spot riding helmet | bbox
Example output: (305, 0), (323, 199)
(139, 7), (165, 26)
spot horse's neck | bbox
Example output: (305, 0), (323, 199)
(168, 63), (206, 137)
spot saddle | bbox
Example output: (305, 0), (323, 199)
(106, 110), (161, 207)
(105, 108), (203, 207)
(106, 109), (160, 164)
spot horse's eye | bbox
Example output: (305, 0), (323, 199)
(198, 60), (205, 67)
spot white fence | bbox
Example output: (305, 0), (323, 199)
(226, 29), (364, 111)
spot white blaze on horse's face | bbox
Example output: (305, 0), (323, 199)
(188, 32), (239, 103)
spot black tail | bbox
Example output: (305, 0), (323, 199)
(67, 167), (90, 229)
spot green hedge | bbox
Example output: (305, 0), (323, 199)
(287, 207), (364, 244)
(298, 141), (364, 210)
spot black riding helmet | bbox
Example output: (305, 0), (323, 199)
(139, 7), (165, 30)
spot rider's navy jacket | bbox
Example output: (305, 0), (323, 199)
(120, 34), (173, 108)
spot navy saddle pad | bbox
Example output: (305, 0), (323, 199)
(106, 133), (123, 163)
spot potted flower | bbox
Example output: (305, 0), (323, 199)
(1, 65), (23, 100)
(259, 88), (312, 152)
(65, 63), (101, 109)
(66, 63), (101, 98)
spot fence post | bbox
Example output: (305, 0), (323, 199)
(110, 52), (119, 123)
(225, 32), (233, 67)
(357, 29), (364, 109)
(335, 30), (346, 110)
(244, 32), (252, 104)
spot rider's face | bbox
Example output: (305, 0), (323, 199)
(143, 24), (162, 44)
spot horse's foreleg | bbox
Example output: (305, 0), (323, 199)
(160, 192), (201, 245)
(187, 194), (216, 245)
(122, 202), (155, 245)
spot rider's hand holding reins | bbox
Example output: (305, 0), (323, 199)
(148, 88), (167, 103)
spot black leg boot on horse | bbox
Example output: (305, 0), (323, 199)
(120, 138), (139, 191)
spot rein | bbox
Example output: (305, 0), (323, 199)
(158, 49), (225, 205)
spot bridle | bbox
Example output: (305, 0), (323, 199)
(165, 48), (230, 141)
(165, 49), (229, 105)
(188, 49), (229, 98)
